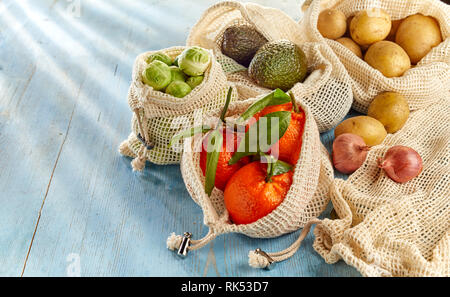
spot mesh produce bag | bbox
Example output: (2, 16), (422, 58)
(312, 98), (450, 276)
(186, 0), (353, 133)
(119, 46), (238, 170)
(299, 0), (450, 113)
(167, 93), (334, 261)
(226, 98), (450, 275)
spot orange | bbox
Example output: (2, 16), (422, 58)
(199, 128), (249, 191)
(223, 161), (293, 225)
(252, 102), (306, 165)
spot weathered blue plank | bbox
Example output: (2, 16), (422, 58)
(0, 0), (361, 277)
(0, 0), (90, 276)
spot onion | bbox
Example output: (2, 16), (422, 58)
(332, 133), (370, 174)
(378, 145), (423, 183)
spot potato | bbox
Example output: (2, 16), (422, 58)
(368, 92), (410, 133)
(364, 41), (411, 77)
(350, 8), (391, 46)
(318, 9), (347, 39)
(395, 14), (443, 64)
(335, 116), (387, 146)
(336, 37), (363, 58)
(385, 19), (403, 41)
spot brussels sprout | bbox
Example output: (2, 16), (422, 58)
(169, 66), (187, 82)
(142, 60), (172, 91)
(186, 75), (204, 89)
(165, 81), (192, 98)
(178, 46), (211, 76)
(146, 52), (173, 66)
(173, 55), (180, 67)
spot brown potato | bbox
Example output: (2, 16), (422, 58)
(335, 116), (387, 146)
(364, 41), (411, 77)
(395, 14), (443, 64)
(368, 92), (410, 133)
(318, 9), (347, 39)
(350, 8), (391, 46)
(336, 37), (363, 58)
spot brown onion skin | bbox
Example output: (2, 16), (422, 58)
(379, 145), (423, 183)
(332, 133), (370, 174)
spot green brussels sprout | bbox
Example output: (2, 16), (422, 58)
(173, 55), (180, 67)
(186, 75), (204, 89)
(142, 60), (172, 91)
(178, 46), (211, 76)
(169, 66), (187, 82)
(146, 52), (173, 66)
(165, 81), (192, 98)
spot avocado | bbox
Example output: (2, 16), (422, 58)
(248, 40), (308, 91)
(221, 25), (268, 67)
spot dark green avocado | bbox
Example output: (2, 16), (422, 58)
(221, 25), (268, 67)
(248, 40), (308, 91)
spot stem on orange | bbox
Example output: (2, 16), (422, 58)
(289, 91), (299, 113)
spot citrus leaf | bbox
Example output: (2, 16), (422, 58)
(237, 89), (290, 123)
(262, 111), (291, 150)
(169, 125), (212, 147)
(229, 110), (291, 165)
(261, 153), (292, 182)
(205, 129), (223, 196)
(271, 159), (293, 177)
(219, 87), (233, 123)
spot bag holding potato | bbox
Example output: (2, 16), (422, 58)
(166, 92), (335, 266)
(313, 98), (450, 276)
(186, 0), (353, 133)
(119, 46), (238, 170)
(299, 0), (450, 113)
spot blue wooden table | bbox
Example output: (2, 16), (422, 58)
(0, 0), (361, 277)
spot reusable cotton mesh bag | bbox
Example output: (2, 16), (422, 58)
(299, 0), (450, 113)
(119, 46), (238, 170)
(312, 98), (450, 277)
(218, 98), (450, 275)
(186, 0), (353, 133)
(167, 93), (334, 260)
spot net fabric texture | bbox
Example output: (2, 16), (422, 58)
(119, 46), (238, 166)
(312, 97), (450, 277)
(186, 0), (353, 133)
(299, 0), (450, 113)
(179, 93), (330, 240)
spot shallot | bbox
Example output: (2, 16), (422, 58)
(332, 133), (370, 174)
(378, 145), (423, 183)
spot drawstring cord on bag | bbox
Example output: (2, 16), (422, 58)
(248, 219), (323, 269)
(166, 218), (329, 269)
(131, 109), (154, 171)
(167, 229), (218, 257)
(167, 214), (230, 257)
(167, 229), (219, 258)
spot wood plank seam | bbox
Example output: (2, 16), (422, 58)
(20, 78), (84, 276)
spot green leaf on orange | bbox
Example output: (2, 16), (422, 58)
(219, 87), (234, 123)
(205, 129), (224, 196)
(237, 88), (291, 124)
(270, 159), (293, 177)
(229, 110), (291, 165)
(169, 125), (212, 148)
(261, 154), (292, 182)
